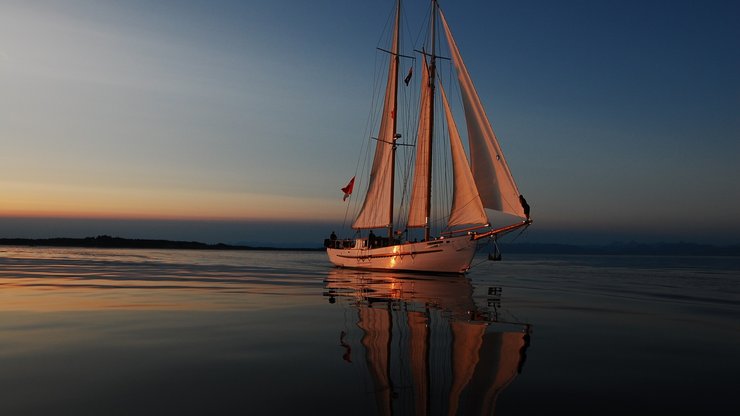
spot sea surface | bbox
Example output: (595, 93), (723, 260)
(0, 247), (738, 415)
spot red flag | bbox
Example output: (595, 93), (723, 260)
(341, 176), (355, 201)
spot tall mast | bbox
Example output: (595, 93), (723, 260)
(351, 0), (402, 233)
(424, 0), (437, 241)
(388, 0), (401, 239)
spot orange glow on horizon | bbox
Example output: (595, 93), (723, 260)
(1, 181), (344, 222)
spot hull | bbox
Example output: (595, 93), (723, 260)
(327, 234), (478, 274)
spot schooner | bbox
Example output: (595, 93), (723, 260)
(326, 0), (532, 274)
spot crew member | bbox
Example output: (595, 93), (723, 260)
(519, 194), (531, 220)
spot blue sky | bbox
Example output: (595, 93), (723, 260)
(1, 0), (738, 245)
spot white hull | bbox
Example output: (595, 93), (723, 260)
(327, 234), (478, 274)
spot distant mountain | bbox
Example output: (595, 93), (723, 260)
(499, 241), (740, 256)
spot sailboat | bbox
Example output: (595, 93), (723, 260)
(324, 269), (531, 415)
(326, 0), (532, 274)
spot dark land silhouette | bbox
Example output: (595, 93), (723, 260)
(0, 235), (321, 251)
(0, 235), (738, 255)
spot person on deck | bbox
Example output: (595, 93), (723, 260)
(519, 194), (531, 220)
(330, 231), (337, 241)
(368, 230), (376, 248)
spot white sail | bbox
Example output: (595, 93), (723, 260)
(407, 57), (432, 228)
(352, 6), (400, 230)
(326, 3), (533, 274)
(440, 10), (526, 219)
(439, 82), (488, 227)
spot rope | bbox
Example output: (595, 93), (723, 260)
(468, 240), (491, 270)
(510, 223), (531, 243)
(470, 256), (490, 270)
(467, 224), (529, 270)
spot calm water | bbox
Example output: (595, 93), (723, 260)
(0, 247), (738, 415)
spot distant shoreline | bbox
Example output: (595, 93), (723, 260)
(1, 235), (738, 256)
(0, 235), (323, 252)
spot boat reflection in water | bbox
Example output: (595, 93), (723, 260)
(324, 269), (531, 415)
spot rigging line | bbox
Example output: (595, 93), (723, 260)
(469, 254), (490, 271)
(510, 222), (531, 243)
(396, 146), (412, 230)
(347, 51), (382, 231)
(467, 241), (492, 270)
(412, 1), (433, 55)
(429, 208), (450, 231)
(396, 58), (420, 231)
(397, 43), (420, 232)
(341, 196), (352, 232)
(400, 0), (418, 70)
(397, 147), (414, 230)
(375, 1), (397, 52)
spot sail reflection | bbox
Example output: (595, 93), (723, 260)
(324, 269), (531, 416)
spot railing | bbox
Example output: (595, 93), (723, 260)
(324, 239), (356, 249)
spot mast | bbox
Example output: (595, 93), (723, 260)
(351, 0), (402, 233)
(424, 0), (437, 241)
(388, 0), (400, 239)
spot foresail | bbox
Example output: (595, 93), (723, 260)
(352, 6), (400, 230)
(439, 9), (526, 220)
(407, 57), (432, 228)
(440, 82), (488, 227)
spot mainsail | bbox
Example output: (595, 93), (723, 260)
(440, 9), (526, 219)
(352, 2), (400, 230)
(407, 57), (433, 228)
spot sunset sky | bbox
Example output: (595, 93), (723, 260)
(1, 0), (738, 245)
